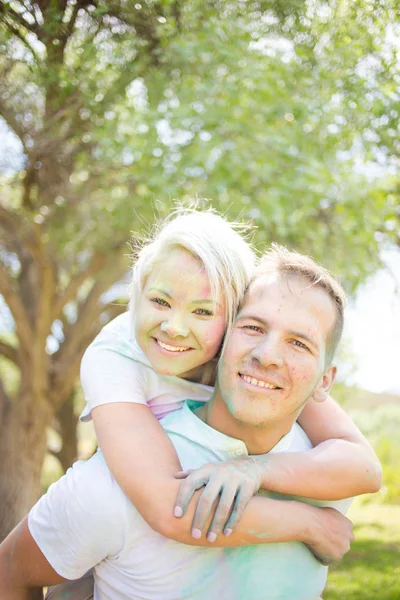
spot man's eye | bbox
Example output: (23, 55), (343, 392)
(292, 340), (309, 351)
(151, 297), (170, 307)
(242, 325), (263, 333)
(194, 308), (213, 316)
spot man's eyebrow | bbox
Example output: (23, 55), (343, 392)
(287, 329), (318, 348)
(236, 313), (268, 326)
(236, 314), (318, 347)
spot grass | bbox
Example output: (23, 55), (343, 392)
(323, 385), (400, 600)
(324, 500), (400, 600)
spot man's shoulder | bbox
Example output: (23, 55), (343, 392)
(287, 422), (313, 452)
(28, 451), (133, 581)
(59, 451), (129, 512)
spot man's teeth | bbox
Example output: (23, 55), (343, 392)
(157, 340), (190, 352)
(241, 375), (278, 389)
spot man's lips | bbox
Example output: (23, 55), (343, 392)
(239, 372), (283, 390)
(153, 338), (193, 353)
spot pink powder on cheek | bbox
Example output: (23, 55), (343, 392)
(200, 283), (212, 298)
(289, 364), (315, 381)
(201, 321), (225, 349)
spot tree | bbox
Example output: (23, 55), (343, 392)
(0, 0), (398, 540)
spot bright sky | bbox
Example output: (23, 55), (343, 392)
(341, 248), (400, 394)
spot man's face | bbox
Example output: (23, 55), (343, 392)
(216, 273), (336, 429)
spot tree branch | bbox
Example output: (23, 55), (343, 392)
(0, 376), (11, 428)
(20, 0), (41, 29)
(0, 98), (27, 145)
(0, 341), (19, 366)
(0, 261), (33, 355)
(62, 0), (92, 41)
(50, 255), (127, 407)
(101, 301), (127, 322)
(0, 3), (41, 36)
(0, 204), (39, 260)
(51, 251), (110, 320)
(2, 15), (42, 65)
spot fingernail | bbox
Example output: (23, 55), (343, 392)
(192, 528), (202, 539)
(174, 506), (183, 518)
(223, 528), (232, 537)
(207, 532), (217, 543)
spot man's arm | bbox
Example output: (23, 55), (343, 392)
(0, 518), (66, 599)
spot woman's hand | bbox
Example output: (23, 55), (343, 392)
(174, 458), (264, 542)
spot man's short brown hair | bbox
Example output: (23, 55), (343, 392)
(249, 244), (347, 366)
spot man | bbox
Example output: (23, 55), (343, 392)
(0, 246), (357, 600)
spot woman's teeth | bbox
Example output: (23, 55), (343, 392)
(157, 340), (190, 352)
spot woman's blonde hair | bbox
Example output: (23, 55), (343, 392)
(129, 205), (257, 334)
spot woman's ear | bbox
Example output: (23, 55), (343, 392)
(312, 366), (337, 403)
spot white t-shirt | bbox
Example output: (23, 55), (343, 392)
(80, 312), (213, 421)
(29, 401), (352, 600)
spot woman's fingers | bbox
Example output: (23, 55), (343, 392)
(206, 485), (238, 540)
(174, 470), (193, 479)
(174, 469), (209, 517)
(190, 475), (226, 538)
(222, 484), (256, 534)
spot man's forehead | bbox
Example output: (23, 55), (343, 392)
(241, 273), (290, 309)
(239, 273), (336, 328)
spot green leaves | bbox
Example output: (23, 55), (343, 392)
(1, 0), (399, 289)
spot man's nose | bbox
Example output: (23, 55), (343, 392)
(251, 337), (284, 368)
(160, 315), (190, 338)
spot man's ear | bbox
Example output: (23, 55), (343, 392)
(312, 366), (337, 403)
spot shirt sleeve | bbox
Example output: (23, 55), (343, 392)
(28, 453), (126, 580)
(80, 314), (148, 421)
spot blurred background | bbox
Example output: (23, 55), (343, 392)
(0, 1), (399, 598)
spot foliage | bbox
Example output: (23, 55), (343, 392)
(0, 0), (399, 282)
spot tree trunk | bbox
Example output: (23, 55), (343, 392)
(55, 392), (78, 473)
(0, 396), (52, 542)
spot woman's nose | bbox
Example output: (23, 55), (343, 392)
(160, 318), (190, 338)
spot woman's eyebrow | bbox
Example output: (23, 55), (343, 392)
(148, 290), (221, 309)
(148, 288), (172, 299)
(191, 299), (222, 307)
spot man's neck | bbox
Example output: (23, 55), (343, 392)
(195, 397), (294, 455)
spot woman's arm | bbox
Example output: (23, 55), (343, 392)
(92, 402), (352, 560)
(173, 396), (382, 538)
(290, 395), (382, 498)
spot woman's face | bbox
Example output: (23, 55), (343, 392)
(134, 248), (226, 378)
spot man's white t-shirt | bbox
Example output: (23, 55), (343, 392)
(29, 401), (351, 600)
(80, 312), (213, 421)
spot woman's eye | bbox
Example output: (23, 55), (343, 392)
(194, 308), (213, 316)
(151, 297), (170, 307)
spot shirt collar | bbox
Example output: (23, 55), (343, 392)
(179, 400), (294, 457)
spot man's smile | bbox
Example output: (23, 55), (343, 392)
(239, 372), (282, 390)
